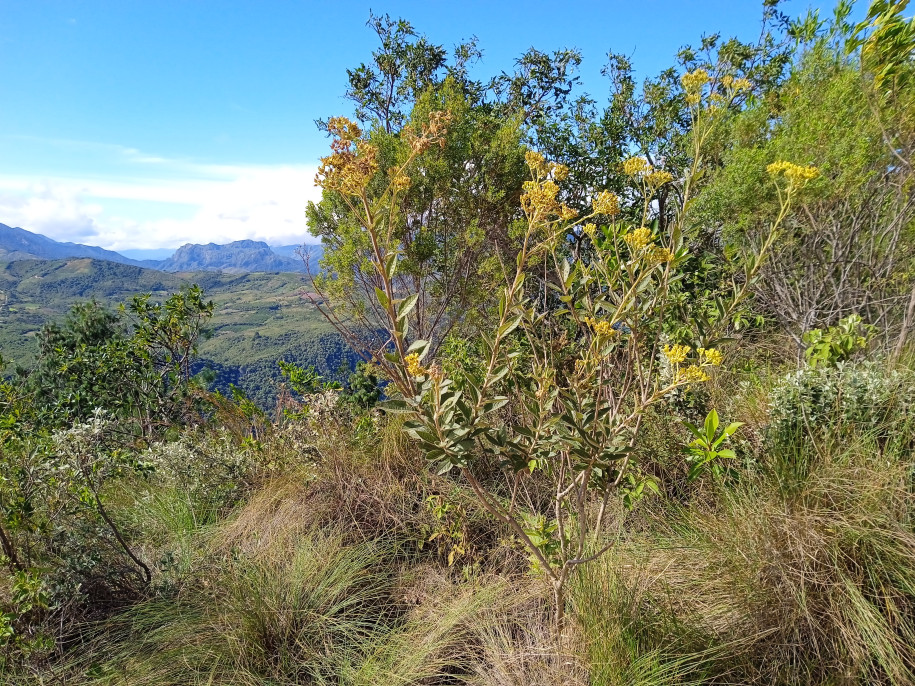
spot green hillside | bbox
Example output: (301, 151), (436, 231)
(0, 258), (343, 406)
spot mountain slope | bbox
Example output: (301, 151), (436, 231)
(0, 223), (150, 267)
(158, 240), (306, 273)
(1, 223), (324, 274)
(0, 257), (342, 407)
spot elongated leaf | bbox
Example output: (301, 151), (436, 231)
(384, 252), (398, 280)
(397, 293), (419, 321)
(704, 410), (719, 442)
(406, 338), (430, 355)
(722, 422), (743, 437)
(482, 397), (509, 414)
(378, 399), (412, 414)
(498, 316), (522, 338)
(682, 420), (705, 442)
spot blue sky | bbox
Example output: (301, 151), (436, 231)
(0, 0), (838, 253)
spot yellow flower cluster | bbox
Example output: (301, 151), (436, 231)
(662, 342), (718, 385)
(676, 365), (710, 384)
(584, 316), (618, 338)
(623, 157), (650, 176)
(681, 69), (710, 93)
(390, 168), (411, 192)
(647, 245), (675, 265)
(525, 150), (550, 177)
(315, 117), (380, 196)
(646, 170), (674, 188)
(766, 161), (820, 185)
(525, 151), (569, 181)
(733, 77), (752, 92)
(404, 353), (427, 377)
(720, 75), (751, 91)
(560, 205), (579, 220)
(552, 163), (570, 181)
(663, 344), (691, 365)
(592, 190), (620, 216)
(697, 347), (723, 366)
(623, 158), (674, 190)
(522, 152), (575, 219)
(583, 223), (598, 239)
(521, 179), (561, 216)
(624, 227), (653, 251)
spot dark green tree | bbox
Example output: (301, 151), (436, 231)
(23, 286), (214, 433)
(308, 15), (591, 361)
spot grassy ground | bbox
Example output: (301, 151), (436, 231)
(4, 350), (913, 685)
(3, 261), (915, 682)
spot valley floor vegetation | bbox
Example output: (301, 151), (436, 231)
(3, 1), (915, 684)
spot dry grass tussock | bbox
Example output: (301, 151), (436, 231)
(587, 440), (915, 685)
(49, 519), (561, 685)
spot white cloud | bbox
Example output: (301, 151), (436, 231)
(0, 141), (323, 251)
(0, 182), (106, 244)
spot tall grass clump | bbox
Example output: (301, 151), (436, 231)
(573, 370), (915, 685)
(62, 532), (389, 685)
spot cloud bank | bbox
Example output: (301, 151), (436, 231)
(0, 140), (323, 251)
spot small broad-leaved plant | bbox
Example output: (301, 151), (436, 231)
(683, 409), (743, 482)
(802, 313), (875, 369)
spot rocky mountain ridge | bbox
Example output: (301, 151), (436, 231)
(0, 223), (320, 273)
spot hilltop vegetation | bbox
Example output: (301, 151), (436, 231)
(3, 2), (915, 685)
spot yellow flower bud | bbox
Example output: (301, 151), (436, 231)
(623, 157), (650, 177)
(592, 191), (620, 216)
(404, 353), (427, 377)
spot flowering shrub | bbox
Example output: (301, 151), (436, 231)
(311, 71), (815, 625)
(142, 430), (255, 507)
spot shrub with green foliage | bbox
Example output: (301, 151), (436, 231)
(769, 359), (915, 440)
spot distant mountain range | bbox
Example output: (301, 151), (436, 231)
(0, 222), (321, 274)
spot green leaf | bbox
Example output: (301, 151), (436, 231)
(482, 397), (509, 414)
(397, 293), (419, 321)
(406, 339), (430, 356)
(378, 399), (412, 414)
(498, 316), (522, 338)
(704, 410), (719, 442)
(375, 287), (390, 310)
(682, 420), (705, 442)
(383, 252), (398, 280)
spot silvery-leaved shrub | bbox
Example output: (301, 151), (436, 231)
(308, 70), (818, 627)
(143, 430), (254, 508)
(768, 360), (915, 456)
